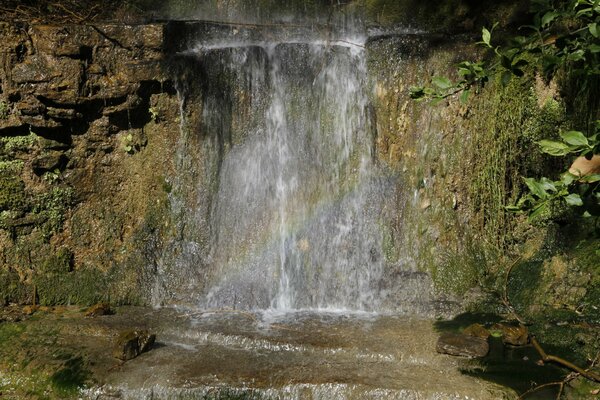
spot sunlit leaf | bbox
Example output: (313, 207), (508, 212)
(560, 172), (577, 185)
(482, 27), (492, 47)
(538, 140), (572, 156)
(564, 193), (583, 206)
(589, 22), (599, 38)
(581, 173), (600, 183)
(541, 11), (559, 27)
(432, 76), (453, 90)
(560, 130), (589, 146)
(524, 177), (549, 199)
(529, 202), (548, 220)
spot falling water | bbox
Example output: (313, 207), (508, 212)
(154, 23), (434, 313)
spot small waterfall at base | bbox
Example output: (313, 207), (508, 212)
(156, 26), (433, 313)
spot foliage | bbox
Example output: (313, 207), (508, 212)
(0, 100), (8, 119)
(410, 0), (600, 218)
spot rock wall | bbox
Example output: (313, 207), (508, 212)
(0, 18), (597, 324)
(368, 33), (600, 324)
(0, 22), (181, 305)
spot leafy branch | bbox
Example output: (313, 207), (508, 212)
(411, 0), (600, 218)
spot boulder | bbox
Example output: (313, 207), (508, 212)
(491, 323), (529, 346)
(32, 151), (67, 175)
(84, 302), (113, 317)
(463, 323), (490, 339)
(436, 332), (489, 358)
(113, 329), (156, 361)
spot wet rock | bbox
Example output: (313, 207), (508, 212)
(85, 303), (113, 317)
(491, 324), (529, 346)
(22, 305), (38, 315)
(38, 137), (70, 150)
(463, 323), (490, 339)
(113, 329), (156, 361)
(46, 107), (80, 120)
(436, 332), (489, 358)
(32, 151), (67, 175)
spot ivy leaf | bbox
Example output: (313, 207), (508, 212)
(560, 130), (589, 146)
(538, 140), (572, 156)
(432, 76), (453, 90)
(541, 11), (559, 27)
(564, 193), (583, 206)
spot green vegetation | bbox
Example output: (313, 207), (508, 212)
(411, 0), (600, 220)
(0, 320), (90, 399)
(0, 100), (8, 119)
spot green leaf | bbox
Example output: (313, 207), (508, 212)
(482, 27), (492, 46)
(589, 43), (600, 53)
(409, 86), (426, 99)
(459, 89), (470, 104)
(560, 172), (577, 185)
(581, 173), (600, 183)
(538, 140), (572, 156)
(501, 71), (512, 86)
(589, 22), (599, 38)
(524, 177), (549, 199)
(564, 193), (584, 206)
(539, 177), (557, 192)
(505, 205), (522, 212)
(567, 49), (586, 62)
(541, 11), (559, 27)
(529, 202), (548, 220)
(560, 130), (589, 146)
(432, 76), (453, 90)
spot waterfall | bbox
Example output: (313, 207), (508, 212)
(154, 24), (433, 312)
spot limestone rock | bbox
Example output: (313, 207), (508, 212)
(436, 332), (489, 358)
(85, 303), (113, 318)
(491, 324), (529, 346)
(463, 323), (490, 339)
(32, 151), (67, 175)
(113, 329), (156, 361)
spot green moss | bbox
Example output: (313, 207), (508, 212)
(33, 266), (107, 306)
(0, 267), (30, 304)
(32, 186), (75, 237)
(0, 173), (26, 211)
(0, 100), (9, 119)
(41, 248), (73, 274)
(50, 356), (89, 397)
(0, 132), (38, 154)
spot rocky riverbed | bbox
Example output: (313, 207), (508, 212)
(0, 306), (517, 399)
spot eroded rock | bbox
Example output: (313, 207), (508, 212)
(85, 302), (113, 317)
(463, 323), (490, 339)
(491, 324), (529, 346)
(436, 332), (489, 358)
(113, 329), (156, 361)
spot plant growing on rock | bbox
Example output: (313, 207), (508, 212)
(410, 0), (600, 220)
(0, 100), (8, 119)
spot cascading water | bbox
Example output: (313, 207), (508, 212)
(154, 22), (434, 313)
(205, 40), (388, 311)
